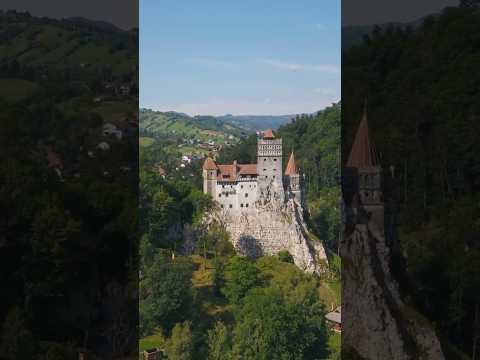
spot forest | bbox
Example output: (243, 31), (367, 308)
(0, 12), (138, 359)
(139, 103), (341, 359)
(342, 6), (480, 358)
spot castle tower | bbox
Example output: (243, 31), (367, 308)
(284, 151), (303, 205)
(257, 129), (283, 196)
(202, 157), (218, 197)
(345, 102), (383, 226)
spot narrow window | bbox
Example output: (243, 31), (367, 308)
(274, 158), (277, 162)
(221, 204), (224, 208)
(218, 194), (221, 197)
(245, 193), (248, 198)
(241, 185), (243, 189)
(246, 204), (249, 207)
(240, 203), (244, 207)
(229, 204), (232, 208)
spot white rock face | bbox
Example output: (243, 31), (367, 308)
(212, 181), (328, 274)
(342, 210), (445, 359)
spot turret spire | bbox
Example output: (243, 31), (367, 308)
(346, 99), (380, 168)
(285, 151), (298, 175)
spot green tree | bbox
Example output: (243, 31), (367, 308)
(141, 255), (194, 334)
(165, 321), (194, 360)
(231, 287), (328, 360)
(207, 321), (231, 360)
(149, 188), (177, 248)
(221, 257), (261, 305)
(277, 250), (294, 264)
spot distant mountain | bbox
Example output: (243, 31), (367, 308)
(139, 109), (300, 140)
(217, 114), (295, 132)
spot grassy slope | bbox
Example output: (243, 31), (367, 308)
(0, 21), (136, 76)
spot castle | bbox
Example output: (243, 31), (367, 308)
(202, 129), (304, 210)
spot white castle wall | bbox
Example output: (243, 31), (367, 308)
(215, 178), (258, 211)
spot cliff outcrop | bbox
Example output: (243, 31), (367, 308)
(212, 181), (328, 274)
(341, 208), (445, 359)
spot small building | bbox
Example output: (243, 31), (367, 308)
(97, 142), (110, 151)
(325, 306), (341, 333)
(143, 348), (164, 360)
(103, 123), (123, 140)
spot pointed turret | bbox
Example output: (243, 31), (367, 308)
(344, 100), (383, 225)
(346, 101), (379, 168)
(262, 128), (275, 139)
(285, 151), (298, 175)
(203, 157), (218, 196)
(203, 157), (218, 170)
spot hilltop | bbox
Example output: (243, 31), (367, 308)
(0, 10), (137, 78)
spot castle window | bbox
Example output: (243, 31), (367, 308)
(241, 185), (243, 189)
(274, 158), (277, 162)
(229, 204), (232, 208)
(240, 203), (244, 207)
(219, 194), (221, 197)
(222, 185), (225, 188)
(264, 158), (267, 161)
(364, 192), (369, 198)
(273, 175), (276, 179)
(221, 204), (224, 208)
(246, 204), (249, 207)
(245, 193), (248, 197)
(225, 193), (229, 198)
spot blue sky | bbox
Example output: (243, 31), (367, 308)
(140, 0), (340, 116)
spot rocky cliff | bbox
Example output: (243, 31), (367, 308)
(211, 181), (328, 274)
(341, 205), (445, 359)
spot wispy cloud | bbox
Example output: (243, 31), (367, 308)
(182, 57), (237, 68)
(310, 23), (329, 31)
(298, 23), (330, 32)
(258, 58), (340, 74)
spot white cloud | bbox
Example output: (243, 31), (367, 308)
(312, 23), (329, 31)
(258, 58), (340, 74)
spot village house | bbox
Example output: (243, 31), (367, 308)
(325, 305), (342, 333)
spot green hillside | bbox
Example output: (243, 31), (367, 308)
(0, 11), (137, 77)
(140, 109), (249, 143)
(217, 113), (295, 131)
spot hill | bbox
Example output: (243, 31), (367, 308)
(140, 109), (249, 141)
(0, 10), (137, 78)
(217, 113), (295, 132)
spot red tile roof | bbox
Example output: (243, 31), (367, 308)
(238, 164), (257, 175)
(284, 152), (298, 175)
(346, 103), (380, 168)
(263, 128), (275, 139)
(203, 157), (218, 170)
(216, 163), (257, 181)
(46, 147), (63, 169)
